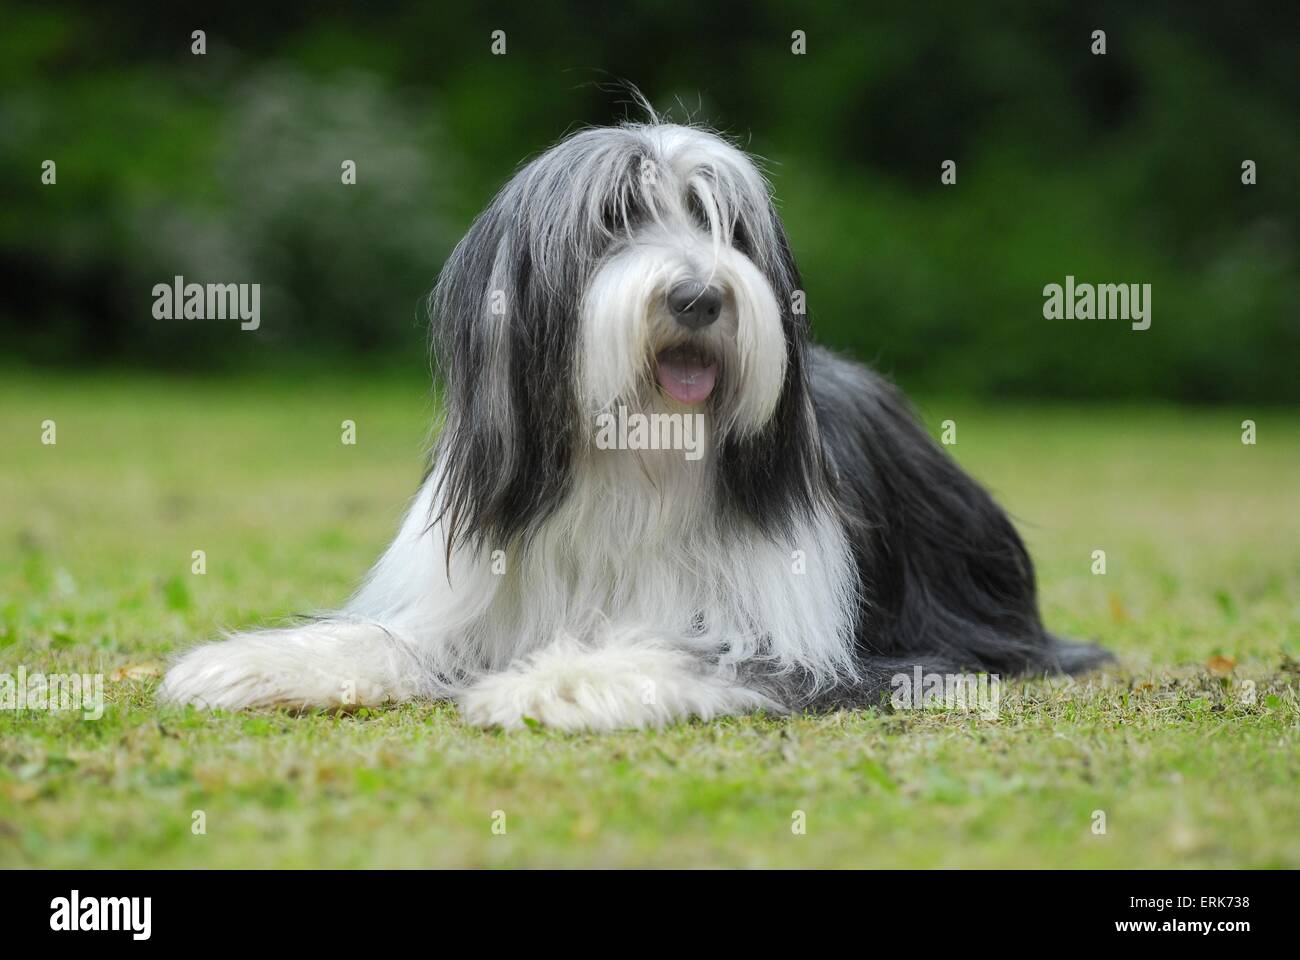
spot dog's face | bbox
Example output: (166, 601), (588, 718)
(575, 125), (789, 436)
(431, 123), (826, 550)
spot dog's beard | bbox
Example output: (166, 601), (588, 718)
(578, 226), (788, 442)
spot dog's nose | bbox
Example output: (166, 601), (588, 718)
(667, 282), (723, 330)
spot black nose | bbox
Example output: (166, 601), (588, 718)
(667, 282), (723, 330)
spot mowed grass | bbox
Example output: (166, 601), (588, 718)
(1, 372), (1297, 868)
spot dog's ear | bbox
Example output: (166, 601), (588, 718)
(428, 187), (579, 557)
(718, 207), (832, 536)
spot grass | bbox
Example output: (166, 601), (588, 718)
(1, 371), (1297, 868)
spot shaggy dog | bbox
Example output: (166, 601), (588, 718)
(160, 118), (1110, 730)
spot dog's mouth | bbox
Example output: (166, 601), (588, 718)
(654, 344), (718, 405)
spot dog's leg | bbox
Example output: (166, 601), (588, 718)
(459, 630), (778, 732)
(158, 619), (423, 710)
(161, 474), (456, 711)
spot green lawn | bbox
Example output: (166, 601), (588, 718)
(1, 372), (1297, 868)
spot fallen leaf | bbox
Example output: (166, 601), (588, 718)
(0, 782), (39, 803)
(1205, 655), (1236, 676)
(111, 662), (162, 681)
(1108, 594), (1129, 623)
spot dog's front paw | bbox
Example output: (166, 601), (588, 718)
(160, 638), (310, 711)
(159, 641), (271, 710)
(159, 626), (397, 711)
(459, 663), (653, 732)
(458, 635), (777, 732)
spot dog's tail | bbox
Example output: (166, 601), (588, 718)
(797, 641), (1113, 712)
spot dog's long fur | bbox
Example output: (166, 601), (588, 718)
(160, 118), (1109, 730)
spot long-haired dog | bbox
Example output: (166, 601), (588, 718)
(160, 117), (1110, 730)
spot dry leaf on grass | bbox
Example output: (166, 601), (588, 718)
(1205, 655), (1237, 676)
(1108, 594), (1129, 623)
(110, 662), (163, 681)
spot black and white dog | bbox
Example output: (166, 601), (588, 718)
(161, 119), (1109, 730)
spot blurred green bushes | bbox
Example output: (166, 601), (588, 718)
(1, 1), (1296, 401)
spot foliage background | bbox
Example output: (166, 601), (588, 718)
(2, 2), (1297, 401)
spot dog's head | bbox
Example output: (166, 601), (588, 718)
(430, 121), (827, 551)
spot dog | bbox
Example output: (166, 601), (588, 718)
(160, 117), (1110, 730)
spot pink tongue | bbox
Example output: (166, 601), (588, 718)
(656, 348), (717, 404)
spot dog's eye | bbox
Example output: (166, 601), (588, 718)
(601, 190), (645, 236)
(731, 220), (753, 257)
(600, 200), (626, 234)
(687, 191), (711, 231)
(688, 190), (751, 255)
